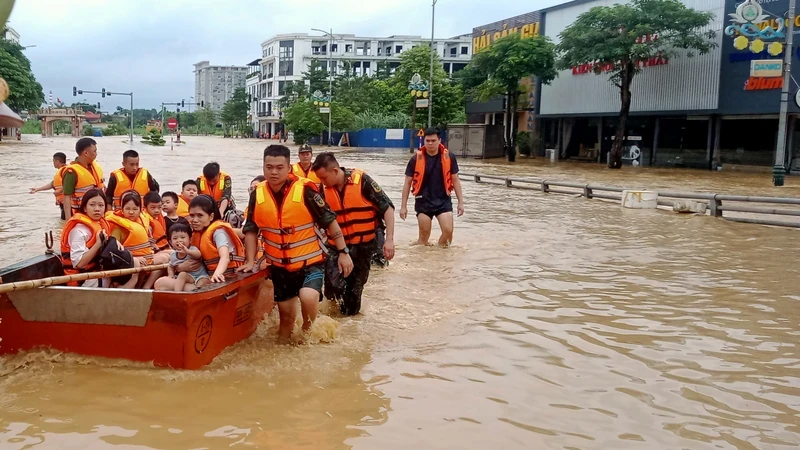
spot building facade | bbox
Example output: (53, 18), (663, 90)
(466, 0), (800, 172)
(3, 26), (19, 43)
(248, 32), (474, 137)
(193, 61), (248, 113)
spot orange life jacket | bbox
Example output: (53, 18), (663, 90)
(192, 221), (245, 274)
(252, 176), (325, 272)
(323, 169), (378, 246)
(198, 172), (230, 205)
(53, 166), (67, 204)
(67, 161), (105, 211)
(177, 195), (191, 217)
(411, 145), (453, 197)
(143, 211), (169, 251)
(60, 212), (110, 285)
(111, 168), (150, 209)
(105, 211), (154, 257)
(291, 163), (321, 184)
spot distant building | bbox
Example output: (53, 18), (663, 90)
(247, 32), (474, 137)
(3, 26), (20, 44)
(193, 61), (248, 112)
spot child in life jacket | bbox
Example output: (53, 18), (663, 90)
(155, 222), (210, 292)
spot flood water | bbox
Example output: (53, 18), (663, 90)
(0, 135), (799, 449)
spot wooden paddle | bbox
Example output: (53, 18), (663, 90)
(0, 263), (169, 294)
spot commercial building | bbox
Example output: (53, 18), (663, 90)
(193, 61), (248, 113)
(248, 32), (474, 137)
(467, 0), (800, 173)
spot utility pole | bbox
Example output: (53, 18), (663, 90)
(428, 0), (437, 129)
(313, 27), (336, 146)
(773, 0), (796, 186)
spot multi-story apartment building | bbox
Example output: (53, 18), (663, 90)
(3, 26), (20, 44)
(248, 32), (473, 137)
(194, 61), (248, 113)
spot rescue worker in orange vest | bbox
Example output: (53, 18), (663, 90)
(62, 137), (105, 221)
(176, 179), (199, 218)
(105, 149), (160, 211)
(29, 152), (69, 219)
(312, 152), (395, 315)
(239, 145), (354, 340)
(197, 162), (235, 220)
(291, 144), (321, 184)
(400, 128), (464, 247)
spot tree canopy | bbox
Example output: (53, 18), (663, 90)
(465, 33), (557, 161)
(0, 37), (44, 113)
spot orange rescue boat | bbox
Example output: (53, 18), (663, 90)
(0, 253), (273, 369)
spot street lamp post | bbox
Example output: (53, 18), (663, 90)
(428, 0), (437, 129)
(312, 28), (335, 146)
(773, 0), (796, 186)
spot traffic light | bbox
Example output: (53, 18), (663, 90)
(200, 100), (204, 108)
(181, 100), (185, 108)
(73, 86), (77, 96)
(101, 88), (106, 98)
(78, 90), (83, 95)
(177, 107), (180, 113)
(97, 102), (101, 109)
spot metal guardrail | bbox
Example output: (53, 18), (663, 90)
(460, 172), (800, 228)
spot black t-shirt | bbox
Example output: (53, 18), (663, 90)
(405, 150), (459, 211)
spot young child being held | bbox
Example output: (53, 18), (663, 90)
(161, 191), (190, 235)
(159, 223), (210, 292)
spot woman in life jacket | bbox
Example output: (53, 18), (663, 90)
(107, 190), (166, 288)
(187, 194), (245, 283)
(60, 189), (138, 289)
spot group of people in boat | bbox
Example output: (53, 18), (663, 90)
(29, 129), (464, 338)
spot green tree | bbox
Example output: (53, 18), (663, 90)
(196, 107), (216, 134)
(467, 33), (557, 162)
(557, 0), (715, 168)
(390, 45), (464, 129)
(284, 101), (326, 144)
(0, 37), (44, 113)
(278, 80), (308, 109)
(330, 101), (356, 132)
(220, 87), (249, 136)
(304, 58), (330, 95)
(71, 102), (98, 113)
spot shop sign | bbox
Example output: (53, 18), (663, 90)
(572, 55), (668, 75)
(725, 0), (786, 56)
(750, 59), (783, 77)
(743, 76), (783, 90)
(473, 21), (540, 53)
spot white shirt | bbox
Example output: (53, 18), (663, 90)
(67, 223), (106, 288)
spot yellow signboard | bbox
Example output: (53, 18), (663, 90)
(473, 22), (540, 53)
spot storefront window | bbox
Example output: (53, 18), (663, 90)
(654, 118), (709, 169)
(719, 119), (777, 167)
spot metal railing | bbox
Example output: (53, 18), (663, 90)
(460, 172), (800, 229)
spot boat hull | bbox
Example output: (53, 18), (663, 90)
(0, 255), (274, 369)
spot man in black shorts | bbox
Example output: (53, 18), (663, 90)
(400, 128), (465, 246)
(239, 145), (353, 340)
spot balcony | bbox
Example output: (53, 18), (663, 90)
(266, 72), (274, 79)
(257, 111), (279, 119)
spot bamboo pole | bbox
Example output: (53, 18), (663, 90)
(0, 264), (169, 294)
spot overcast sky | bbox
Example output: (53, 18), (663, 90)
(7, 0), (561, 111)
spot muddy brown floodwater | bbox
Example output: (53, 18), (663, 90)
(0, 135), (799, 449)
